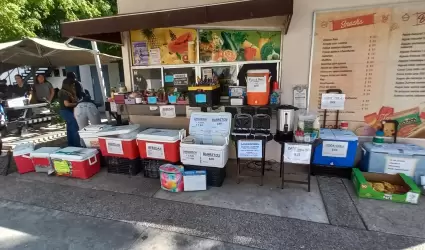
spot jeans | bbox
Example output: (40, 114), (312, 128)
(74, 102), (101, 129)
(60, 109), (81, 147)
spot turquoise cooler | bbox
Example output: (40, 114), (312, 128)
(313, 129), (358, 168)
(360, 142), (425, 184)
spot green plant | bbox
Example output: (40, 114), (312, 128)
(49, 101), (64, 124)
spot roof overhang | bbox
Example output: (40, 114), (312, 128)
(61, 0), (293, 44)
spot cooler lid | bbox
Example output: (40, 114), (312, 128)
(97, 124), (140, 137)
(30, 147), (61, 158)
(159, 164), (184, 173)
(363, 142), (425, 155)
(13, 143), (35, 156)
(319, 129), (358, 141)
(50, 147), (98, 161)
(189, 112), (232, 137)
(137, 128), (183, 142)
(101, 130), (139, 140)
(79, 124), (113, 133)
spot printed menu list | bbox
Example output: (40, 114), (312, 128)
(309, 3), (425, 138)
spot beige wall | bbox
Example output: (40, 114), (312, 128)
(119, 0), (425, 161)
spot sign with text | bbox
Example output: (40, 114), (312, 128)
(385, 156), (417, 177)
(200, 150), (222, 166)
(160, 105), (176, 118)
(146, 143), (165, 159)
(322, 141), (348, 158)
(284, 143), (312, 164)
(237, 140), (263, 158)
(320, 93), (346, 110)
(106, 139), (123, 155)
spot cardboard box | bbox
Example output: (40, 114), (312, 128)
(352, 168), (421, 204)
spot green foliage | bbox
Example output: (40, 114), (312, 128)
(0, 0), (118, 54)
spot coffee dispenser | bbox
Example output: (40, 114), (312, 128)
(275, 105), (298, 143)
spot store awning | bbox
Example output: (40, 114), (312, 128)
(60, 0), (293, 44)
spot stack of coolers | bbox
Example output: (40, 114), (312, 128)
(50, 147), (101, 179)
(180, 112), (232, 187)
(313, 129), (359, 168)
(136, 128), (185, 178)
(97, 124), (142, 175)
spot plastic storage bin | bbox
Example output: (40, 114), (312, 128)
(30, 147), (60, 173)
(246, 69), (270, 106)
(188, 85), (221, 107)
(159, 164), (184, 192)
(50, 147), (100, 179)
(360, 142), (425, 184)
(105, 156), (142, 176)
(184, 164), (226, 187)
(180, 112), (232, 168)
(98, 124), (141, 159)
(313, 129), (358, 167)
(13, 143), (35, 174)
(79, 124), (113, 148)
(137, 128), (185, 163)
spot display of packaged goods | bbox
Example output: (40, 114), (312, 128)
(105, 156), (142, 176)
(13, 143), (35, 174)
(360, 142), (425, 185)
(79, 124), (113, 148)
(98, 125), (141, 159)
(180, 112), (232, 168)
(313, 129), (358, 167)
(50, 147), (100, 179)
(352, 168), (420, 204)
(137, 128), (185, 163)
(30, 147), (60, 173)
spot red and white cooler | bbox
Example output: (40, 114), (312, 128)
(50, 147), (100, 179)
(13, 143), (35, 174)
(30, 147), (60, 173)
(79, 124), (113, 148)
(137, 128), (185, 163)
(98, 124), (141, 159)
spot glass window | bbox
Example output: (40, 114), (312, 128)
(133, 68), (162, 91)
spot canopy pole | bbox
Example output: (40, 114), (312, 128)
(90, 41), (111, 123)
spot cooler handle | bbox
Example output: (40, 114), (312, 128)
(179, 129), (187, 141)
(89, 155), (98, 166)
(225, 136), (229, 145)
(21, 154), (31, 159)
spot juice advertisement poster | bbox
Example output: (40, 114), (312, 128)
(199, 29), (282, 63)
(130, 28), (197, 65)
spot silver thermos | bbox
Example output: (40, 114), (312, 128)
(275, 105), (298, 142)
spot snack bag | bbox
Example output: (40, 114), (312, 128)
(388, 107), (422, 137)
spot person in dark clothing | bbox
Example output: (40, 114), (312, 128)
(10, 74), (32, 98)
(58, 78), (80, 147)
(65, 72), (85, 100)
(0, 80), (8, 99)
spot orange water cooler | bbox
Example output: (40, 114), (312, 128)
(246, 69), (271, 106)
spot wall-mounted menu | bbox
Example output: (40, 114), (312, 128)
(309, 2), (425, 138)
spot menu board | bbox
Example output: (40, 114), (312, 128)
(309, 2), (425, 138)
(130, 28), (197, 65)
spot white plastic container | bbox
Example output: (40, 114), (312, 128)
(180, 112), (232, 168)
(79, 124), (113, 148)
(137, 128), (185, 162)
(30, 147), (60, 173)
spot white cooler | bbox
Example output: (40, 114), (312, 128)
(180, 112), (232, 168)
(79, 124), (113, 148)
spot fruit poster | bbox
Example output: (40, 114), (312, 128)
(130, 28), (198, 65)
(199, 29), (281, 63)
(309, 2), (425, 138)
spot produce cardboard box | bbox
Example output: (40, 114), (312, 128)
(352, 168), (421, 204)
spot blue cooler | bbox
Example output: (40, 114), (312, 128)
(313, 129), (358, 167)
(361, 142), (425, 184)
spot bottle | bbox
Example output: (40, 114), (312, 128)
(269, 81), (280, 105)
(373, 130), (385, 145)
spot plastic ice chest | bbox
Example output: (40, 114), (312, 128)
(137, 128), (185, 163)
(50, 147), (100, 179)
(360, 142), (425, 184)
(79, 124), (113, 148)
(180, 112), (232, 168)
(313, 129), (358, 168)
(98, 124), (141, 159)
(13, 143), (35, 174)
(30, 147), (60, 173)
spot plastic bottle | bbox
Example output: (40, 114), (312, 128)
(269, 81), (280, 105)
(372, 130), (385, 145)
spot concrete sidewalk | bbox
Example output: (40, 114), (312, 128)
(0, 175), (423, 250)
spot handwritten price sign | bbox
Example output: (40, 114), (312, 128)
(321, 93), (346, 110)
(284, 143), (312, 164)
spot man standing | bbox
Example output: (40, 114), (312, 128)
(10, 74), (32, 98)
(33, 74), (54, 103)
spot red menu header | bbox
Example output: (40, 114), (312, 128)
(332, 14), (375, 31)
